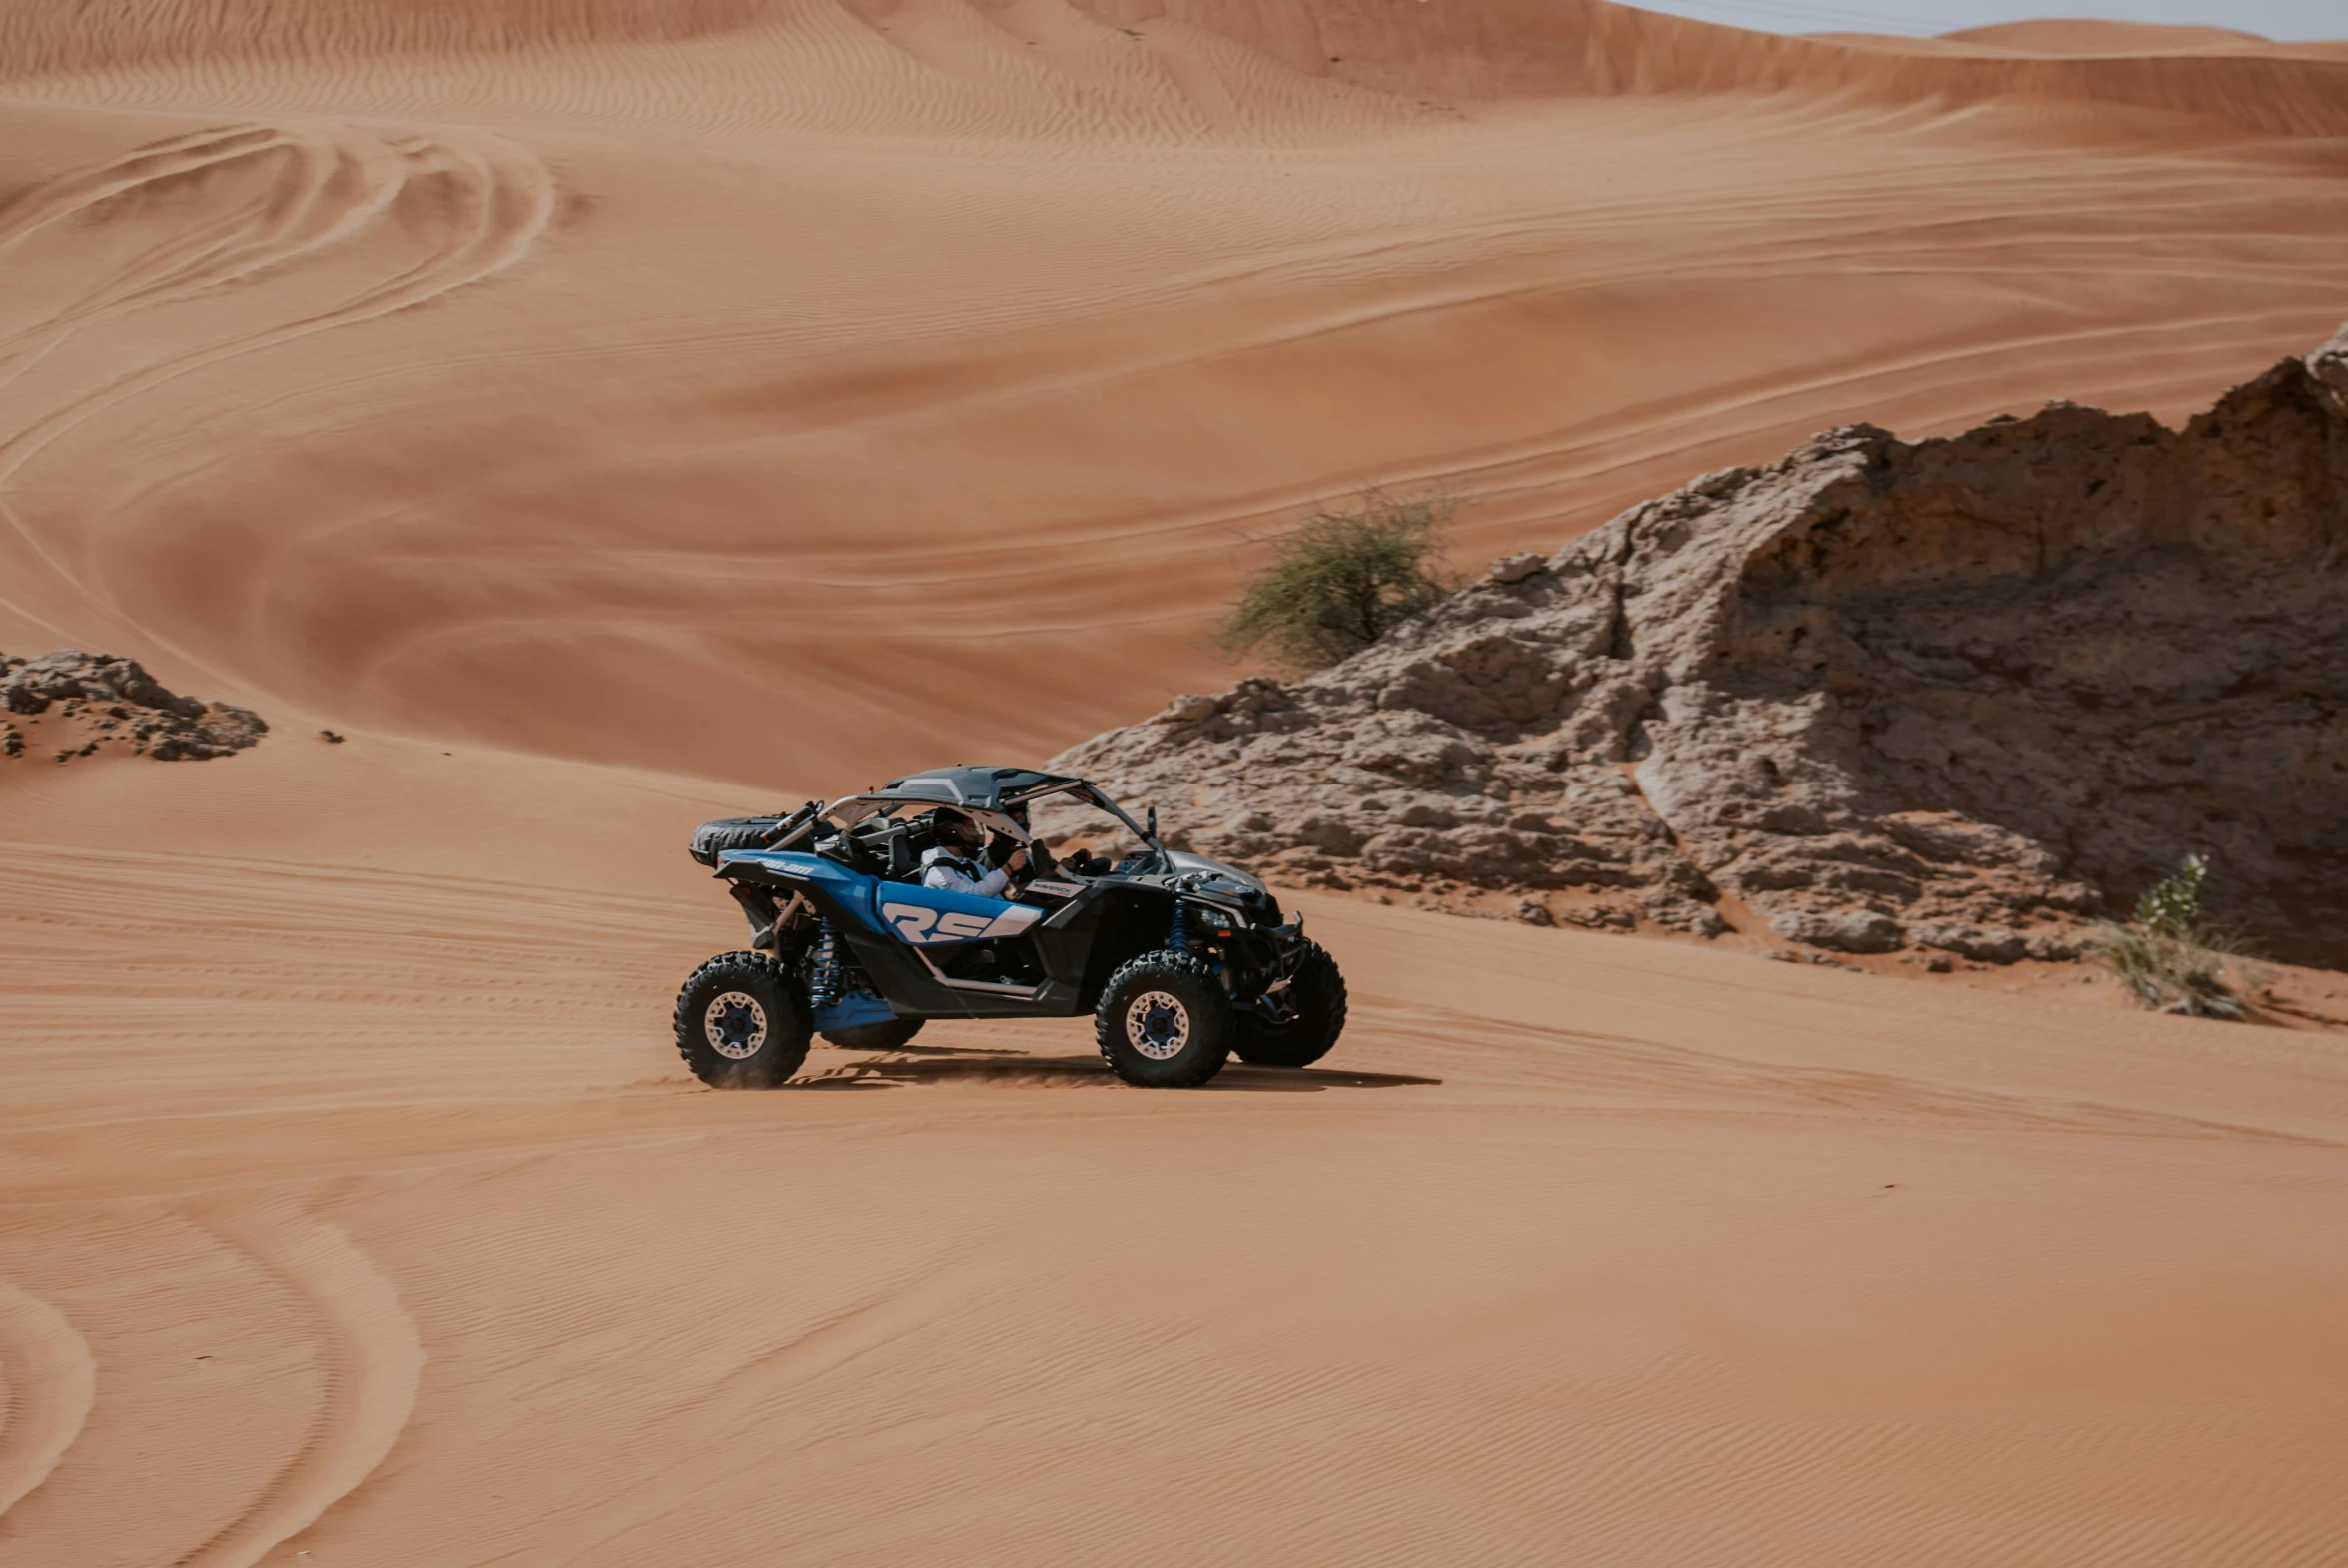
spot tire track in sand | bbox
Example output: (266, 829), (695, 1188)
(0, 118), (554, 626)
(170, 1197), (423, 1568)
(0, 1278), (95, 1520)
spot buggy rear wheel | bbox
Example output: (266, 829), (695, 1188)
(820, 1017), (926, 1050)
(1233, 941), (1347, 1069)
(675, 951), (812, 1088)
(1095, 951), (1233, 1088)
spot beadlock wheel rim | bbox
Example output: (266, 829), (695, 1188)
(1126, 990), (1190, 1060)
(705, 990), (769, 1059)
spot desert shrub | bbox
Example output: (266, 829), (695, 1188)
(1215, 490), (1462, 671)
(2132, 850), (2208, 938)
(2088, 854), (2267, 1019)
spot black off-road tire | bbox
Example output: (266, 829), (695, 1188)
(1233, 941), (1348, 1069)
(820, 1017), (926, 1051)
(674, 951), (813, 1088)
(1096, 951), (1234, 1088)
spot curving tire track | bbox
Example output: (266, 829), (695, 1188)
(172, 1198), (424, 1568)
(0, 118), (554, 622)
(0, 1278), (96, 1523)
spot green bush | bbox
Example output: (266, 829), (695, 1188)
(1214, 490), (1462, 672)
(2088, 854), (2266, 1020)
(2132, 850), (2208, 938)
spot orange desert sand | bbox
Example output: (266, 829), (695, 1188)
(4, 3), (2348, 1564)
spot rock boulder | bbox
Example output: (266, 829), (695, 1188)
(1050, 332), (2348, 966)
(0, 651), (267, 763)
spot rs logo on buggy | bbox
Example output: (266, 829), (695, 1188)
(880, 899), (1042, 944)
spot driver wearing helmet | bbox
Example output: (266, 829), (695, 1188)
(919, 810), (1029, 897)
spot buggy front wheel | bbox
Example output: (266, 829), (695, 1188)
(675, 951), (813, 1088)
(1233, 941), (1347, 1068)
(1096, 951), (1233, 1088)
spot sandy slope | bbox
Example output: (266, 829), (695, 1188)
(5, 1), (2348, 1563)
(5, 745), (2348, 1567)
(6, 4), (2348, 781)
(1821, 21), (2348, 62)
(1944, 21), (2348, 62)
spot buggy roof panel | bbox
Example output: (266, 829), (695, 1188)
(865, 765), (1086, 812)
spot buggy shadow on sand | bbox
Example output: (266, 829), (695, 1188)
(676, 766), (1346, 1089)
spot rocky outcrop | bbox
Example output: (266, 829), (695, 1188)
(1, 651), (267, 763)
(1051, 332), (2348, 967)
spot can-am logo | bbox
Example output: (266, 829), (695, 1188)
(880, 902), (1041, 944)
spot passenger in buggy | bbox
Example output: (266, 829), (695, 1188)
(917, 809), (1028, 896)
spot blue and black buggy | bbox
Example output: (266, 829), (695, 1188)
(677, 766), (1346, 1089)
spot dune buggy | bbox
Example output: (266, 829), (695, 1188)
(675, 765), (1345, 1088)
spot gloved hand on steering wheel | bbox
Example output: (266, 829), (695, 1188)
(985, 833), (1031, 872)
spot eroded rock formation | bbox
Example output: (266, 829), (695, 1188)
(1052, 333), (2348, 966)
(1, 651), (267, 763)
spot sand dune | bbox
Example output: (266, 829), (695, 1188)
(6, 11), (2348, 780)
(1824, 21), (2348, 65)
(1945, 20), (2348, 59)
(5, 739), (2348, 1565)
(4, 0), (2348, 1561)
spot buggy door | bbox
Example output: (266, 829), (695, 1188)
(873, 882), (1048, 995)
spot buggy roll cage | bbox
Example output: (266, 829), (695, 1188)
(755, 778), (1166, 864)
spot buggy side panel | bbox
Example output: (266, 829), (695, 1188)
(871, 884), (1043, 947)
(1031, 882), (1176, 1010)
(716, 849), (1086, 1019)
(717, 849), (971, 1018)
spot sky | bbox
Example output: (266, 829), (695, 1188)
(1620, 0), (2345, 39)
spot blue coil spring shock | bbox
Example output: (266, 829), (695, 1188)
(809, 918), (842, 1007)
(1168, 899), (1189, 956)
